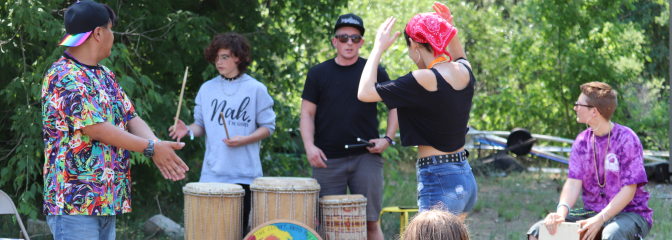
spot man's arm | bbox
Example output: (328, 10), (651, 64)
(127, 116), (159, 140)
(543, 178), (582, 235)
(577, 184), (637, 240)
(385, 109), (399, 139)
(84, 118), (189, 181)
(300, 99), (327, 168)
(367, 108), (398, 154)
(598, 184), (637, 218)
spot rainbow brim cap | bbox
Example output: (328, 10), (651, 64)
(59, 31), (92, 47)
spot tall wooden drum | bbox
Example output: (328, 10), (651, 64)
(319, 194), (367, 240)
(250, 177), (321, 229)
(183, 182), (245, 240)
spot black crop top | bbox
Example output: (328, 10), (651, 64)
(374, 62), (475, 152)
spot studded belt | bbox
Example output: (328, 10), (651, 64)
(417, 150), (469, 167)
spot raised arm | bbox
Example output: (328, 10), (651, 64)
(433, 2), (468, 66)
(358, 17), (401, 102)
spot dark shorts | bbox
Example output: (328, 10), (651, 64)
(527, 209), (651, 240)
(312, 152), (384, 222)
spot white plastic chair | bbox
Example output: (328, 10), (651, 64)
(0, 190), (30, 240)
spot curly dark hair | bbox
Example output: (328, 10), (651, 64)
(203, 33), (251, 74)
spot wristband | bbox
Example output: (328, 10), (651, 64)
(384, 136), (396, 146)
(557, 203), (570, 212)
(601, 213), (607, 222)
(186, 126), (194, 140)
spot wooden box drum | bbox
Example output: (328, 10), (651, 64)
(250, 177), (321, 229)
(183, 182), (245, 240)
(319, 194), (367, 240)
(539, 222), (581, 240)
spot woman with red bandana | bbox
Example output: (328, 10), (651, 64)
(357, 3), (477, 222)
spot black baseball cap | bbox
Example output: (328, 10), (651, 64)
(59, 0), (116, 47)
(334, 13), (365, 36)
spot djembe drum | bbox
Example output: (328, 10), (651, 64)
(319, 194), (367, 240)
(183, 182), (245, 240)
(250, 177), (321, 229)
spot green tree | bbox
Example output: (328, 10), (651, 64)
(0, 0), (347, 223)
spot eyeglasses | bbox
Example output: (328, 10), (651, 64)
(335, 34), (363, 43)
(216, 54), (231, 62)
(574, 101), (595, 108)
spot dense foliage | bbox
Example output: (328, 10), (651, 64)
(0, 0), (668, 226)
(0, 0), (347, 221)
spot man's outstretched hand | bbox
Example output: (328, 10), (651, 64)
(152, 141), (189, 181)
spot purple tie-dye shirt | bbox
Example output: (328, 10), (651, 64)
(568, 123), (653, 227)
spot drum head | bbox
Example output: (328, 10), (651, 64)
(251, 177), (320, 191)
(320, 194), (367, 205)
(182, 182), (244, 195)
(244, 219), (322, 240)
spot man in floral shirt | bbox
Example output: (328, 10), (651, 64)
(41, 1), (189, 239)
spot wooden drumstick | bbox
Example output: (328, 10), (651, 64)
(220, 112), (230, 139)
(172, 67), (189, 136)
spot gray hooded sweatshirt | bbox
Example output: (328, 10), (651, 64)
(194, 74), (276, 184)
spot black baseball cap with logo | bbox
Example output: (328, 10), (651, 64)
(59, 0), (116, 47)
(334, 13), (365, 36)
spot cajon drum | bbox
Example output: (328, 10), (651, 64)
(539, 222), (581, 240)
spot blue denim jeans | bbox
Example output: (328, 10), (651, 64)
(46, 215), (116, 240)
(416, 158), (478, 214)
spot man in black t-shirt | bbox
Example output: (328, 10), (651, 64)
(300, 13), (398, 240)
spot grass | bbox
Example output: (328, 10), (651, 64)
(463, 170), (672, 239)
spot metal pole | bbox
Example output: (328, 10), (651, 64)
(669, 0), (671, 174)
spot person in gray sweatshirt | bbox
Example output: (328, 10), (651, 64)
(169, 33), (276, 235)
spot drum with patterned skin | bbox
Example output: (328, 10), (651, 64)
(319, 194), (367, 240)
(183, 182), (245, 240)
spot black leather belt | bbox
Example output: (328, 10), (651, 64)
(417, 150), (469, 167)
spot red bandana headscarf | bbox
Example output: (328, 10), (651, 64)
(405, 12), (458, 60)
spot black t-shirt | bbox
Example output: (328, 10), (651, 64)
(375, 63), (475, 152)
(302, 57), (391, 159)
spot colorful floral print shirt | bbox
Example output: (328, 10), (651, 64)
(41, 55), (137, 215)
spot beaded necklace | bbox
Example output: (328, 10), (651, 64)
(592, 122), (612, 198)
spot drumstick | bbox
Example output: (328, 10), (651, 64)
(220, 112), (231, 139)
(172, 67), (189, 137)
(356, 138), (375, 147)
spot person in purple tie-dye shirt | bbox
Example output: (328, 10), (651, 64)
(527, 82), (652, 240)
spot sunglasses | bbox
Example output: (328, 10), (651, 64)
(335, 34), (363, 43)
(574, 101), (595, 108)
